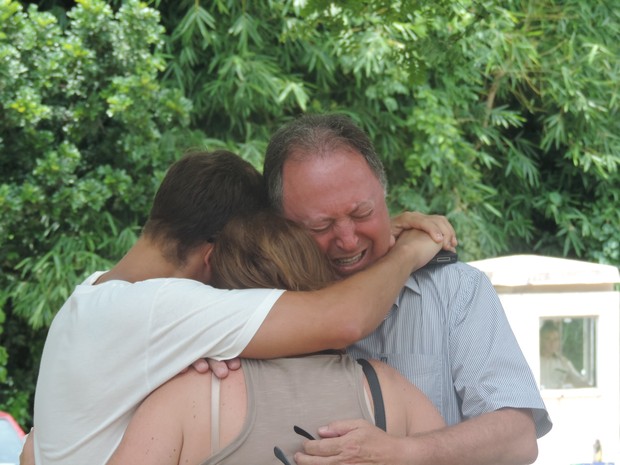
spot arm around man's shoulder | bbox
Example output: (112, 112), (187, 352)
(242, 229), (442, 359)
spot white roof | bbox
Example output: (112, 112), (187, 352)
(469, 254), (620, 287)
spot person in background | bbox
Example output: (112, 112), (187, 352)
(261, 113), (552, 465)
(105, 211), (447, 465)
(539, 321), (591, 389)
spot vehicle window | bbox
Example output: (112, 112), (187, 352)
(539, 317), (596, 389)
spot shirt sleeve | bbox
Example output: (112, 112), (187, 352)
(142, 279), (285, 390)
(449, 268), (552, 438)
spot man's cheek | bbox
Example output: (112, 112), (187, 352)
(311, 235), (332, 255)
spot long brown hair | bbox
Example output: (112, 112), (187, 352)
(210, 210), (334, 291)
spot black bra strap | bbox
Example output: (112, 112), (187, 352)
(357, 358), (386, 431)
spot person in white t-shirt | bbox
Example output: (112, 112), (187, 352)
(27, 150), (452, 465)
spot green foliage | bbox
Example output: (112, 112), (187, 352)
(464, 0), (620, 262)
(154, 0), (314, 166)
(298, 0), (620, 263)
(0, 0), (192, 426)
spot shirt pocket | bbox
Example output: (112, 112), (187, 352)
(382, 353), (443, 414)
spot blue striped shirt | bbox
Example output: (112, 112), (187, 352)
(347, 261), (552, 438)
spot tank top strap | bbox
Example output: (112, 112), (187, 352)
(356, 359), (386, 431)
(211, 375), (221, 454)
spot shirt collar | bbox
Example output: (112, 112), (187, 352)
(393, 273), (422, 308)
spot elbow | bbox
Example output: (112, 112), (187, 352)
(521, 440), (538, 465)
(521, 418), (539, 464)
(330, 319), (366, 348)
(496, 408), (539, 465)
(511, 415), (539, 465)
(502, 436), (538, 465)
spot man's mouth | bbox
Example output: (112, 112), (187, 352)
(332, 251), (365, 267)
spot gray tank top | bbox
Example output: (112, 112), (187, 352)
(203, 353), (375, 465)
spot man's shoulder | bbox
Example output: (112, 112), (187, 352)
(401, 260), (486, 298)
(414, 260), (483, 281)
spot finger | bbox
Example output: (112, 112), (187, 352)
(390, 212), (447, 243)
(208, 359), (231, 379)
(432, 216), (457, 249)
(225, 357), (242, 370)
(190, 358), (210, 374)
(424, 216), (452, 245)
(317, 418), (368, 438)
(302, 436), (344, 457)
(294, 451), (332, 465)
(412, 214), (457, 250)
(389, 212), (415, 238)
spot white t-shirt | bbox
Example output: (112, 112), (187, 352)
(33, 272), (284, 465)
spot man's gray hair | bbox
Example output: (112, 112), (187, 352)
(264, 113), (388, 211)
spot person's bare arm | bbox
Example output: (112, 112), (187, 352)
(297, 408), (537, 465)
(106, 376), (189, 465)
(19, 429), (34, 465)
(241, 229), (440, 359)
(200, 213), (454, 376)
(402, 409), (537, 465)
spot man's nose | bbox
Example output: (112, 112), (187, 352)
(334, 220), (359, 251)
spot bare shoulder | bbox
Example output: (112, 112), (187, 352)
(107, 372), (206, 465)
(367, 359), (445, 436)
(139, 370), (207, 413)
(367, 359), (413, 388)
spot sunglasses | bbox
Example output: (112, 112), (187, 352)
(274, 425), (315, 465)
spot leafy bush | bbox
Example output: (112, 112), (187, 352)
(0, 0), (193, 424)
(297, 0), (620, 261)
(160, 0), (619, 262)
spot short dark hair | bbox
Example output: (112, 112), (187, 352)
(142, 150), (268, 265)
(263, 113), (387, 211)
(210, 210), (334, 291)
